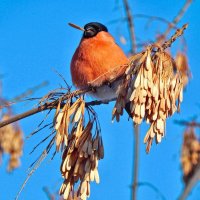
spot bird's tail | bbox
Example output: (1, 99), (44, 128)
(125, 102), (132, 118)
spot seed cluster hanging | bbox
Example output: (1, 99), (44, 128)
(67, 193), (80, 200)
(113, 46), (184, 152)
(181, 127), (200, 184)
(0, 114), (23, 171)
(54, 98), (104, 200)
(175, 51), (190, 87)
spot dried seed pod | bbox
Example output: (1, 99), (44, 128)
(52, 96), (104, 199)
(0, 114), (23, 171)
(175, 52), (190, 87)
(181, 127), (200, 184)
(113, 47), (184, 153)
(57, 98), (104, 200)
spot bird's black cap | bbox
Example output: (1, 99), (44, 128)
(83, 22), (108, 38)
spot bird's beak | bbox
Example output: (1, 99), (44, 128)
(68, 23), (85, 31)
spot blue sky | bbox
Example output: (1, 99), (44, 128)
(0, 0), (200, 200)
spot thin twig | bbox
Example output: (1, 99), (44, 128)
(86, 98), (116, 106)
(178, 164), (200, 200)
(122, 1), (140, 199)
(15, 136), (55, 200)
(15, 150), (47, 200)
(0, 95), (114, 129)
(158, 0), (192, 42)
(109, 14), (175, 28)
(26, 122), (53, 139)
(162, 24), (188, 50)
(29, 131), (55, 155)
(11, 81), (48, 102)
(132, 124), (139, 200)
(43, 187), (55, 200)
(123, 0), (137, 54)
(174, 120), (200, 128)
(137, 182), (166, 200)
(0, 88), (90, 128)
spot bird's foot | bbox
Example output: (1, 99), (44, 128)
(88, 84), (97, 93)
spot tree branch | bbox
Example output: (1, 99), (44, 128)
(109, 14), (177, 29)
(132, 124), (139, 200)
(11, 81), (48, 102)
(174, 120), (200, 128)
(0, 88), (90, 128)
(122, 1), (139, 199)
(158, 0), (192, 42)
(123, 0), (137, 54)
(0, 88), (116, 128)
(161, 24), (188, 50)
(43, 187), (55, 200)
(137, 182), (166, 200)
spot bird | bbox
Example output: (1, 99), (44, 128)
(69, 22), (129, 101)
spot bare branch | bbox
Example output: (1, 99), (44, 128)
(0, 90), (115, 128)
(15, 150), (47, 200)
(132, 124), (139, 200)
(174, 120), (200, 128)
(123, 0), (137, 54)
(43, 187), (55, 200)
(161, 24), (188, 50)
(122, 2), (140, 199)
(0, 88), (90, 128)
(11, 81), (48, 102)
(138, 182), (167, 200)
(109, 14), (177, 28)
(158, 0), (192, 41)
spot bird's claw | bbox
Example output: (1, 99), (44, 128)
(88, 84), (97, 92)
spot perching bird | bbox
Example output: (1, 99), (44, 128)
(69, 22), (129, 100)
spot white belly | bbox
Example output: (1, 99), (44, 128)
(88, 79), (122, 101)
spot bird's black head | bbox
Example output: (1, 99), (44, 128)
(83, 22), (108, 38)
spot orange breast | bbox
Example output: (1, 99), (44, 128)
(70, 31), (128, 88)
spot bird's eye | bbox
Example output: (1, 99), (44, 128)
(84, 27), (97, 38)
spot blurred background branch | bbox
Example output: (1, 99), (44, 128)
(122, 1), (139, 199)
(157, 0), (192, 43)
(123, 0), (137, 54)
